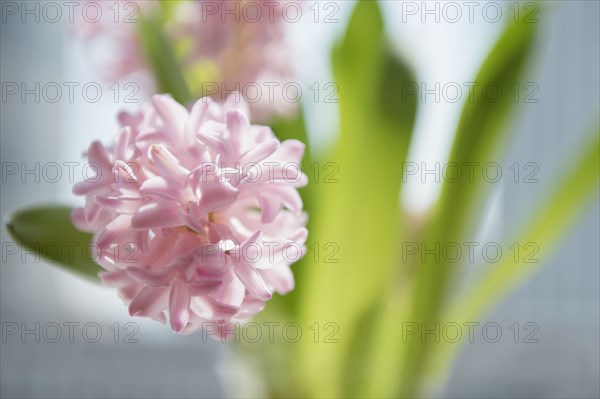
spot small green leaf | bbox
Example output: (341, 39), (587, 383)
(5, 206), (102, 281)
(137, 14), (192, 104)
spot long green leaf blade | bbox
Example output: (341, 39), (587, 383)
(296, 1), (418, 396)
(364, 10), (535, 397)
(426, 130), (600, 384)
(452, 131), (599, 333)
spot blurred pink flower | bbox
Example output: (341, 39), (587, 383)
(72, 94), (308, 338)
(71, 1), (155, 90)
(72, 0), (300, 121)
(175, 0), (299, 121)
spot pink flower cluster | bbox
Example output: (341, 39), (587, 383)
(175, 0), (298, 121)
(72, 95), (308, 338)
(72, 0), (298, 121)
(72, 1), (155, 89)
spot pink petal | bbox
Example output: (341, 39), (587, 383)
(226, 110), (250, 155)
(95, 196), (144, 214)
(241, 230), (262, 250)
(84, 197), (105, 225)
(185, 98), (210, 137)
(151, 312), (167, 325)
(139, 176), (183, 201)
(237, 297), (266, 318)
(198, 130), (231, 158)
(172, 232), (203, 257)
(151, 95), (188, 135)
(99, 270), (131, 288)
(198, 180), (238, 214)
(239, 139), (279, 166)
(148, 144), (189, 179)
(118, 110), (142, 129)
(204, 297), (240, 319)
(196, 251), (228, 279)
(115, 126), (133, 160)
(136, 127), (169, 143)
(290, 227), (309, 245)
(207, 223), (236, 243)
(73, 179), (104, 196)
(126, 267), (174, 287)
(131, 202), (183, 229)
(188, 280), (223, 296)
(240, 163), (306, 187)
(96, 215), (132, 249)
(185, 163), (221, 195)
(129, 286), (169, 317)
(112, 161), (140, 195)
(234, 262), (272, 301)
(258, 193), (281, 223)
(274, 139), (305, 164)
(214, 274), (245, 307)
(71, 207), (92, 232)
(261, 264), (295, 295)
(87, 140), (113, 170)
(169, 279), (191, 332)
(271, 185), (303, 213)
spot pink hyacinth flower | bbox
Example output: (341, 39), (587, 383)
(72, 0), (300, 122)
(174, 0), (300, 121)
(72, 94), (308, 339)
(71, 1), (155, 90)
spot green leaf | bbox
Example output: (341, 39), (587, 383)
(295, 1), (418, 396)
(379, 11), (539, 398)
(157, 0), (179, 21)
(432, 131), (600, 379)
(137, 14), (191, 104)
(439, 14), (537, 234)
(5, 206), (101, 281)
(460, 131), (600, 322)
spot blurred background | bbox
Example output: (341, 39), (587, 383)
(1, 1), (598, 398)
